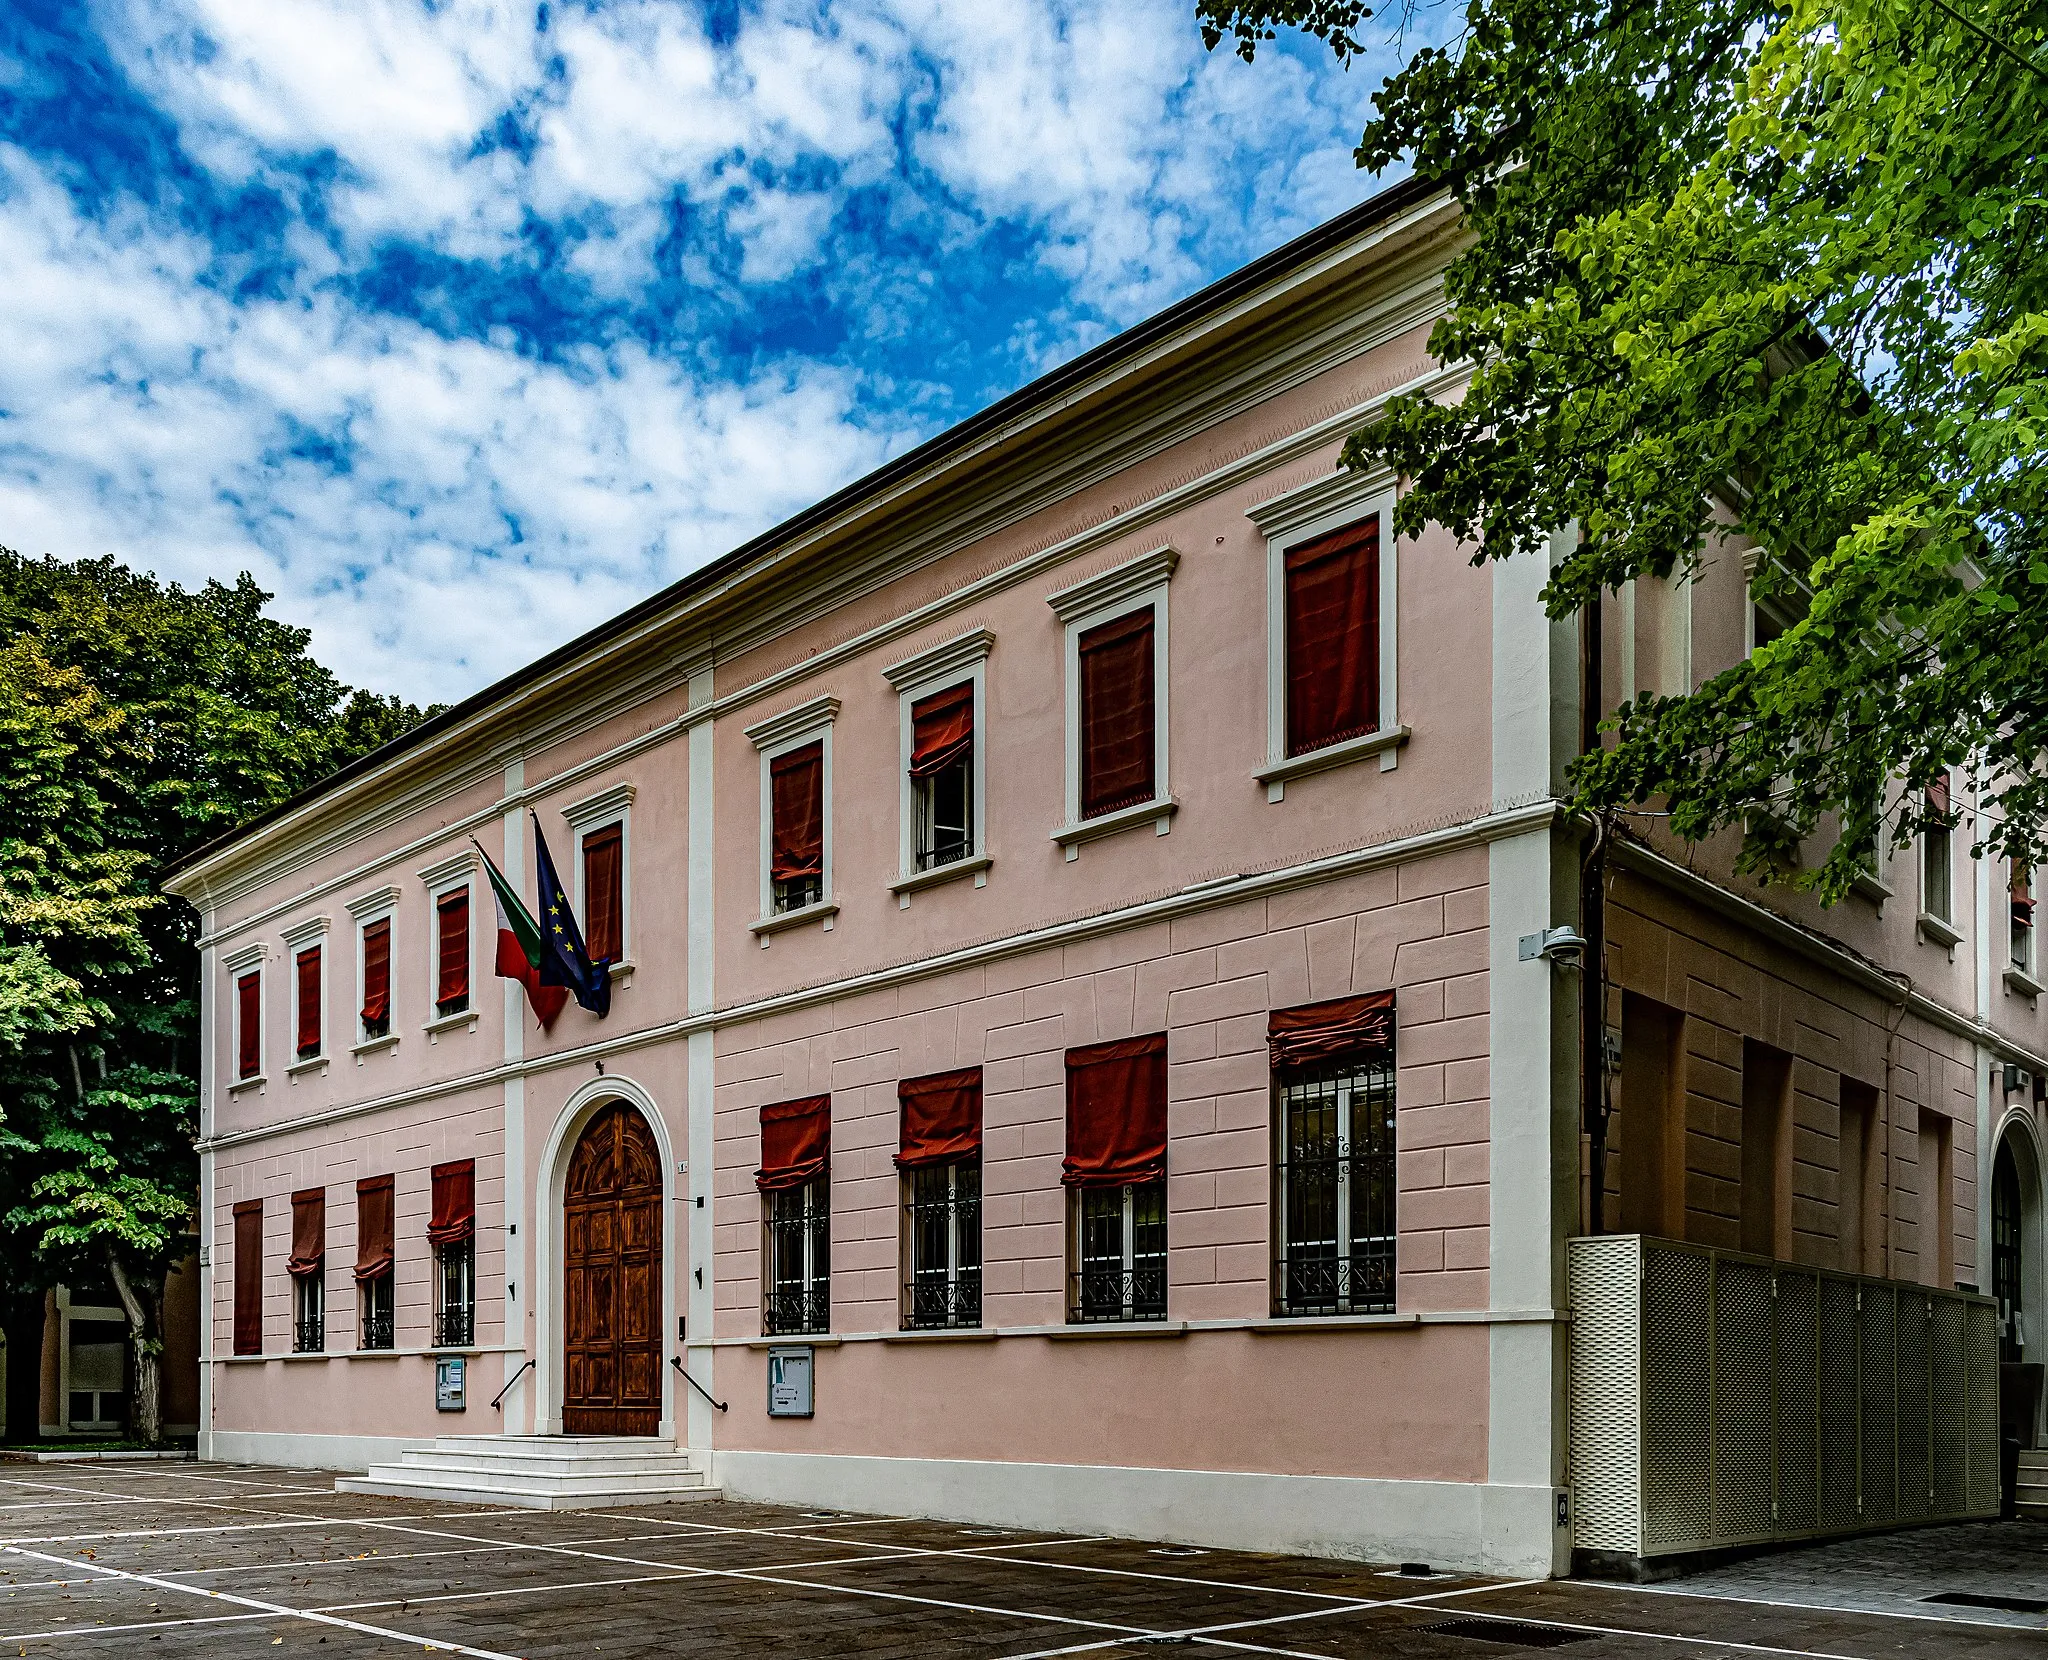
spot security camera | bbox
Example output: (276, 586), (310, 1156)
(1538, 926), (1588, 970)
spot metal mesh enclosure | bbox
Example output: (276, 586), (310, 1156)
(1566, 1236), (1997, 1560)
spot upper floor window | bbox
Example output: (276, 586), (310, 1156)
(897, 1068), (982, 1330)
(435, 888), (471, 1017)
(564, 784), (633, 965)
(884, 628), (994, 896)
(1048, 550), (1177, 855)
(747, 696), (838, 929)
(1064, 1034), (1169, 1323)
(293, 945), (323, 1061)
(232, 963), (263, 1081)
(757, 1094), (830, 1336)
(1921, 772), (1954, 925)
(1270, 992), (1397, 1317)
(347, 886), (399, 1045)
(2014, 862), (2036, 976)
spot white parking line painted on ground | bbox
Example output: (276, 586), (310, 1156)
(2, 1546), (527, 1659)
(1602, 1578), (2048, 1634)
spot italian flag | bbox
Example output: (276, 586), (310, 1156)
(477, 842), (570, 1028)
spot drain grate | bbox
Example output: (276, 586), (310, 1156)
(1924, 1591), (2048, 1614)
(1416, 1618), (1589, 1649)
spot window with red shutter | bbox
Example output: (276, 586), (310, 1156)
(294, 947), (322, 1059)
(908, 683), (974, 870)
(770, 741), (825, 913)
(436, 889), (471, 1015)
(1078, 608), (1156, 819)
(582, 824), (623, 962)
(236, 971), (261, 1078)
(360, 917), (391, 1039)
(232, 1199), (263, 1355)
(1284, 516), (1380, 756)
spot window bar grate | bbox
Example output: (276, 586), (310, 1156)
(1273, 1055), (1397, 1316)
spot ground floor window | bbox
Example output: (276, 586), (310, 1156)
(1274, 1052), (1396, 1316)
(359, 1273), (394, 1350)
(1071, 1181), (1166, 1322)
(435, 1242), (474, 1348)
(292, 1274), (324, 1352)
(765, 1178), (830, 1336)
(905, 1160), (981, 1329)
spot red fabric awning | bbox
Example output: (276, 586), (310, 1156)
(756, 1095), (830, 1191)
(582, 824), (624, 962)
(232, 1199), (263, 1355)
(436, 889), (470, 1009)
(896, 1067), (982, 1169)
(354, 1175), (394, 1282)
(770, 742), (825, 882)
(1268, 990), (1396, 1070)
(295, 946), (322, 1059)
(360, 917), (391, 1030)
(236, 971), (261, 1078)
(1928, 770), (1952, 822)
(1284, 516), (1380, 756)
(909, 683), (974, 778)
(1062, 1033), (1168, 1189)
(1078, 608), (1156, 819)
(287, 1188), (325, 1278)
(427, 1159), (475, 1248)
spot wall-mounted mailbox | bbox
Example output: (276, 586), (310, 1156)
(767, 1346), (813, 1418)
(435, 1355), (467, 1412)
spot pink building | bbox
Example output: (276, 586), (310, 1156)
(165, 178), (2041, 1574)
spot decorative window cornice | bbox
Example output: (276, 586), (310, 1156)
(1245, 462), (1397, 540)
(417, 851), (478, 889)
(345, 885), (401, 921)
(744, 694), (839, 753)
(221, 941), (267, 973)
(1045, 548), (1178, 624)
(882, 628), (995, 694)
(562, 782), (635, 831)
(279, 916), (330, 949)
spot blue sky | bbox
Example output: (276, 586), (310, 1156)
(0, 1), (1408, 703)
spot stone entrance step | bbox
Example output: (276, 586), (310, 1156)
(2016, 1452), (2048, 1520)
(337, 1435), (719, 1511)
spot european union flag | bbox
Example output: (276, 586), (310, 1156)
(531, 812), (611, 1018)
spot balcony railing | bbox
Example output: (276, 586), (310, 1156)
(764, 1286), (830, 1337)
(1070, 1266), (1167, 1324)
(433, 1306), (474, 1349)
(1567, 1235), (2000, 1562)
(293, 1317), (324, 1354)
(905, 1273), (981, 1331)
(361, 1308), (393, 1351)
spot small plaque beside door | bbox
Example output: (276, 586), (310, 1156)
(767, 1346), (813, 1418)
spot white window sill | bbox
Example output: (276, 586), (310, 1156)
(351, 1033), (399, 1060)
(285, 1055), (329, 1078)
(750, 899), (839, 938)
(1850, 870), (1892, 907)
(1044, 1320), (1188, 1340)
(2005, 964), (2046, 1000)
(1247, 1312), (1419, 1333)
(607, 958), (635, 982)
(1916, 911), (1964, 950)
(1254, 725), (1411, 799)
(1051, 796), (1178, 856)
(889, 855), (992, 902)
(424, 1007), (478, 1037)
(742, 1335), (845, 1350)
(882, 1327), (998, 1343)
(226, 1074), (266, 1094)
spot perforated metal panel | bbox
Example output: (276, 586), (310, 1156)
(1817, 1274), (1861, 1532)
(1773, 1268), (1818, 1535)
(1965, 1300), (2001, 1515)
(1930, 1297), (1966, 1518)
(1896, 1292), (1930, 1523)
(1642, 1245), (1713, 1549)
(1566, 1237), (1645, 1553)
(1859, 1287), (1898, 1526)
(1712, 1257), (1777, 1542)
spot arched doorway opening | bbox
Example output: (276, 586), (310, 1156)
(1995, 1123), (2044, 1450)
(563, 1100), (664, 1435)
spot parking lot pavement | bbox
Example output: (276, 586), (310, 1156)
(1, 1461), (2040, 1657)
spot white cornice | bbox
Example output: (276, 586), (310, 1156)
(1046, 548), (1179, 623)
(418, 850), (479, 889)
(278, 916), (330, 949)
(882, 629), (996, 694)
(344, 886), (401, 921)
(1246, 458), (1400, 539)
(744, 695), (840, 753)
(221, 942), (267, 973)
(562, 782), (636, 830)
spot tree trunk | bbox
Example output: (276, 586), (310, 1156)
(104, 1253), (162, 1448)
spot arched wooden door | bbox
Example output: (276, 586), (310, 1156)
(562, 1101), (664, 1435)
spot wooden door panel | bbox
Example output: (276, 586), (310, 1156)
(561, 1101), (666, 1436)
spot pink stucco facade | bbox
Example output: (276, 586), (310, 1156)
(167, 181), (2048, 1574)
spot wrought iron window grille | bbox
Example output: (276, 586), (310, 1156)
(1272, 1055), (1397, 1317)
(765, 1180), (831, 1336)
(1070, 1181), (1167, 1323)
(914, 757), (973, 872)
(293, 1316), (324, 1353)
(433, 1306), (474, 1349)
(905, 1160), (982, 1330)
(360, 1275), (394, 1350)
(772, 874), (824, 915)
(435, 1242), (475, 1349)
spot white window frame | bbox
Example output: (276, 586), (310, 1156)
(1916, 775), (1963, 949)
(419, 852), (480, 1035)
(222, 940), (267, 1090)
(1046, 548), (1178, 858)
(745, 695), (839, 937)
(1246, 463), (1407, 801)
(1068, 1180), (1168, 1324)
(346, 886), (400, 1053)
(1273, 1056), (1399, 1317)
(562, 783), (635, 972)
(279, 915), (330, 1072)
(882, 629), (994, 903)
(293, 1267), (325, 1352)
(2008, 859), (2045, 998)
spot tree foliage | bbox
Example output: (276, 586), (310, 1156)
(0, 552), (432, 1438)
(1200, 0), (2048, 895)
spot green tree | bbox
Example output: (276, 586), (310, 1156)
(0, 554), (430, 1444)
(1200, 0), (2048, 892)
